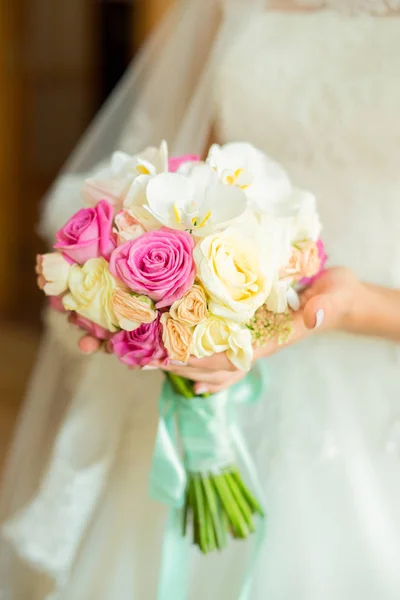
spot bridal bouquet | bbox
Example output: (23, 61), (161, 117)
(36, 141), (325, 556)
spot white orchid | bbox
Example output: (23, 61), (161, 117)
(271, 188), (321, 243)
(206, 142), (292, 214)
(142, 163), (247, 236)
(122, 175), (161, 231)
(82, 141), (168, 211)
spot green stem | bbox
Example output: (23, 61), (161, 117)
(201, 475), (227, 551)
(225, 472), (255, 532)
(193, 474), (208, 553)
(166, 372), (194, 399)
(211, 474), (249, 539)
(204, 494), (216, 553)
(230, 468), (265, 517)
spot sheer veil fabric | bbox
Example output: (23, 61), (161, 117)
(0, 2), (263, 598)
(40, 0), (255, 245)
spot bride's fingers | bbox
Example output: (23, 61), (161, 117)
(78, 335), (102, 354)
(300, 286), (316, 308)
(194, 370), (246, 395)
(187, 353), (236, 372)
(303, 293), (333, 330)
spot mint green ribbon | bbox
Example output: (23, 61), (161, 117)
(149, 364), (269, 600)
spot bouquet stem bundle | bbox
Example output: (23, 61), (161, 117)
(167, 372), (264, 554)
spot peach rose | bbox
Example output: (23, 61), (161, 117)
(160, 313), (193, 363)
(299, 241), (321, 278)
(169, 284), (208, 327)
(280, 241), (322, 282)
(114, 210), (145, 245)
(280, 248), (302, 281)
(36, 252), (70, 296)
(111, 287), (157, 331)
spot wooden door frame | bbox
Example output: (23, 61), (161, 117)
(0, 0), (23, 316)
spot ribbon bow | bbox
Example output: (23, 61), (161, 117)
(149, 365), (269, 600)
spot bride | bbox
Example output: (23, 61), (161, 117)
(1, 0), (400, 598)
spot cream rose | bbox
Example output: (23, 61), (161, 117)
(35, 252), (70, 296)
(111, 287), (157, 331)
(161, 313), (193, 363)
(193, 228), (269, 324)
(169, 284), (208, 327)
(191, 315), (253, 371)
(63, 257), (118, 331)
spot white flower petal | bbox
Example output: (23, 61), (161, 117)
(146, 172), (194, 220)
(287, 287), (300, 312)
(177, 160), (206, 175)
(203, 183), (247, 225)
(266, 280), (289, 314)
(207, 142), (292, 214)
(123, 175), (150, 209)
(111, 151), (132, 173)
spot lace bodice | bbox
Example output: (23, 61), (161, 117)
(294, 0), (400, 14)
(215, 10), (400, 286)
(223, 0), (400, 15)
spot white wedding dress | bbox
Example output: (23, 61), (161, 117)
(2, 1), (400, 599)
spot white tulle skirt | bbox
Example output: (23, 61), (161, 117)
(2, 308), (400, 600)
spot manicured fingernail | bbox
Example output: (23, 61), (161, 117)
(170, 360), (187, 366)
(143, 365), (157, 371)
(314, 309), (324, 329)
(196, 385), (208, 395)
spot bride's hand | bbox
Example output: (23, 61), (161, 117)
(76, 267), (361, 392)
(161, 267), (361, 394)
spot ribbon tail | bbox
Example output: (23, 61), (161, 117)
(150, 384), (191, 600)
(149, 384), (187, 507)
(157, 507), (191, 600)
(231, 423), (267, 600)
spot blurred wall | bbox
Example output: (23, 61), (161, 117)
(0, 0), (98, 325)
(0, 0), (175, 326)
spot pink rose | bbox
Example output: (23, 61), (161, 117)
(300, 239), (328, 287)
(48, 295), (67, 313)
(109, 227), (196, 309)
(110, 315), (167, 367)
(69, 312), (112, 340)
(168, 155), (200, 173)
(54, 199), (117, 264)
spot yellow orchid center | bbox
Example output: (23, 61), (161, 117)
(194, 211), (212, 229)
(225, 168), (248, 189)
(174, 203), (182, 224)
(136, 164), (151, 176)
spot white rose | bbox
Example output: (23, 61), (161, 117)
(191, 315), (253, 371)
(193, 228), (270, 323)
(63, 257), (118, 331)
